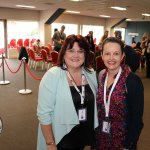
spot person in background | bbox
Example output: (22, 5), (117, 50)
(33, 39), (41, 55)
(144, 37), (150, 77)
(114, 30), (122, 39)
(131, 41), (137, 49)
(37, 34), (98, 150)
(95, 37), (144, 150)
(52, 25), (66, 52)
(54, 28), (58, 32)
(85, 31), (95, 52)
(114, 31), (140, 72)
(141, 32), (149, 50)
(134, 42), (142, 52)
(98, 31), (109, 50)
(18, 46), (29, 63)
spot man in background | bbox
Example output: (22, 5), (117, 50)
(85, 31), (95, 52)
(52, 25), (66, 52)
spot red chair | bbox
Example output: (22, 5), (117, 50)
(51, 51), (58, 66)
(17, 39), (23, 47)
(9, 39), (16, 48)
(41, 49), (52, 70)
(30, 38), (36, 47)
(41, 46), (45, 49)
(95, 55), (106, 74)
(34, 45), (41, 55)
(44, 46), (51, 57)
(28, 48), (43, 70)
(24, 39), (29, 47)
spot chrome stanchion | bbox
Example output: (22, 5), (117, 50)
(0, 53), (10, 85)
(0, 117), (3, 134)
(19, 57), (32, 94)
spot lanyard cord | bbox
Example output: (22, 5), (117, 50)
(104, 67), (122, 117)
(66, 70), (85, 105)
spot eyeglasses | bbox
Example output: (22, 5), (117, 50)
(66, 49), (85, 55)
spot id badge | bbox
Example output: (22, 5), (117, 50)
(78, 108), (87, 122)
(102, 121), (111, 134)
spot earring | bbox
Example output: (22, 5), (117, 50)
(63, 60), (67, 69)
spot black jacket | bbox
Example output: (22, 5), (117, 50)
(124, 72), (144, 149)
(18, 46), (29, 63)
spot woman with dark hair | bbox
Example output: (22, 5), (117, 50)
(37, 34), (98, 150)
(95, 37), (144, 150)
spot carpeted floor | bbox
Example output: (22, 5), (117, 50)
(0, 59), (150, 150)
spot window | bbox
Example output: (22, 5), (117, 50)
(82, 25), (104, 45)
(0, 21), (4, 49)
(7, 21), (39, 47)
(51, 23), (78, 37)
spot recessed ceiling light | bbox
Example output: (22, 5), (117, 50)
(126, 19), (132, 21)
(69, 0), (84, 1)
(142, 13), (150, 17)
(111, 6), (127, 11)
(99, 15), (110, 18)
(16, 5), (35, 9)
(66, 10), (80, 14)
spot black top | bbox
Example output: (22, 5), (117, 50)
(124, 45), (140, 72)
(57, 84), (95, 148)
(125, 72), (144, 149)
(18, 46), (29, 63)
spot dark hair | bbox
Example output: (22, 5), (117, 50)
(102, 37), (124, 54)
(136, 42), (142, 49)
(54, 28), (58, 32)
(57, 34), (91, 72)
(61, 25), (65, 29)
(114, 31), (122, 40)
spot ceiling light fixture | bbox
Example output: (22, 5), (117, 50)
(111, 6), (127, 11)
(16, 5), (35, 9)
(66, 10), (80, 14)
(126, 18), (132, 21)
(142, 13), (150, 17)
(99, 15), (110, 18)
(69, 0), (84, 2)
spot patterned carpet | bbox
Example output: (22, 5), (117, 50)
(0, 59), (150, 150)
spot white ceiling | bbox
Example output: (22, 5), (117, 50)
(0, 0), (150, 21)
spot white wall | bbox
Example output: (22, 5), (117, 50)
(0, 7), (40, 20)
(44, 13), (107, 45)
(106, 18), (127, 36)
(0, 7), (128, 46)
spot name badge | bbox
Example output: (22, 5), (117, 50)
(78, 108), (87, 122)
(102, 121), (111, 134)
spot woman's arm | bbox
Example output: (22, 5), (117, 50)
(41, 124), (57, 150)
(124, 73), (144, 149)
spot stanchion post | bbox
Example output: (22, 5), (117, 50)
(0, 53), (10, 85)
(0, 117), (3, 134)
(19, 57), (32, 94)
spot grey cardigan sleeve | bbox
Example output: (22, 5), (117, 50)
(124, 73), (144, 149)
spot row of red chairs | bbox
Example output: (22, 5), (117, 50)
(27, 48), (58, 70)
(8, 38), (36, 48)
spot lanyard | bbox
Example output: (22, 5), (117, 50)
(103, 67), (122, 117)
(67, 70), (85, 105)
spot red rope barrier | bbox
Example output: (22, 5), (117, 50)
(25, 62), (42, 80)
(4, 58), (23, 74)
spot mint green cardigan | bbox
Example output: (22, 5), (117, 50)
(37, 66), (98, 150)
